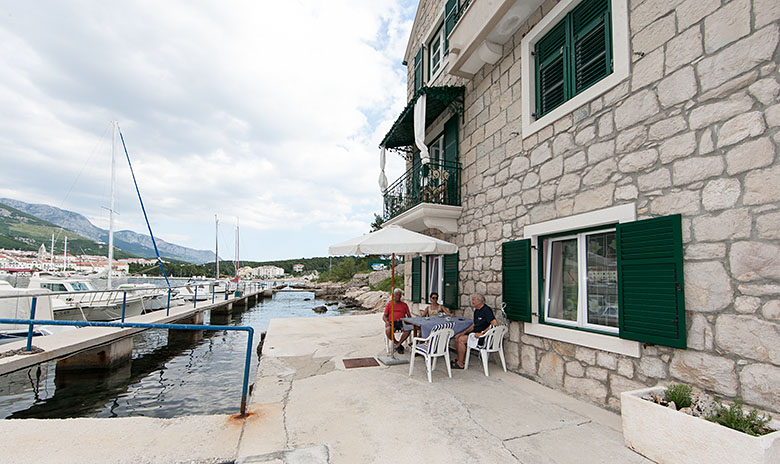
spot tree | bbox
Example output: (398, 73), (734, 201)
(370, 213), (385, 232)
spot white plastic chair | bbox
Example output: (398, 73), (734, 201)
(408, 323), (454, 382)
(465, 325), (508, 376)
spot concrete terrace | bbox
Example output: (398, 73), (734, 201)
(0, 313), (653, 463)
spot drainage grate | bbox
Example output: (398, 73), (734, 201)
(342, 357), (380, 368)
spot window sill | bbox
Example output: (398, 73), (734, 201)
(523, 320), (640, 358)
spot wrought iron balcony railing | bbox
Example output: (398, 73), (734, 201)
(383, 159), (461, 221)
(454, 0), (472, 26)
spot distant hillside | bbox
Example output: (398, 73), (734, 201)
(0, 203), (135, 258)
(0, 198), (215, 264)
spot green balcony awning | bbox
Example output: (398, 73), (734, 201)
(380, 86), (465, 149)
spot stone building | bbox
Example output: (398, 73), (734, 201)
(379, 0), (780, 414)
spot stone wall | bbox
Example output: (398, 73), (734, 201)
(403, 0), (780, 414)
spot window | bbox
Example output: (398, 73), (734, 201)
(535, 0), (612, 118)
(502, 208), (687, 351)
(427, 255), (443, 301)
(541, 228), (618, 333)
(521, 0), (629, 137)
(428, 24), (446, 79)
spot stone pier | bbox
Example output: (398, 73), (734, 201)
(56, 337), (133, 371)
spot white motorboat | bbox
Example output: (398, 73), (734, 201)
(28, 276), (145, 321)
(0, 281), (74, 344)
(179, 281), (212, 302)
(116, 283), (184, 312)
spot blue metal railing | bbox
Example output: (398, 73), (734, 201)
(0, 315), (255, 417)
(0, 280), (272, 416)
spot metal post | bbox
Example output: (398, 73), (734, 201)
(121, 291), (127, 323)
(239, 326), (255, 417)
(25, 297), (38, 352)
(167, 288), (171, 316)
(212, 284), (215, 304)
(225, 288), (228, 300)
(194, 286), (198, 308)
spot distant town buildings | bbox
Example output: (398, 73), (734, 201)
(0, 247), (140, 275)
(292, 263), (304, 273)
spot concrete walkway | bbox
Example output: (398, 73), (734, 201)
(236, 313), (653, 464)
(0, 313), (654, 463)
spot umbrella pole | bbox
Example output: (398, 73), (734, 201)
(391, 252), (396, 345)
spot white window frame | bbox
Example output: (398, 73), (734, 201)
(428, 23), (446, 81)
(520, 0), (630, 138)
(523, 204), (640, 357)
(542, 229), (619, 334)
(423, 9), (448, 85)
(426, 254), (444, 303)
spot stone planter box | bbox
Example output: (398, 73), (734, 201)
(621, 387), (780, 464)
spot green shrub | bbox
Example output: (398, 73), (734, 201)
(369, 276), (404, 292)
(664, 384), (693, 409)
(707, 399), (773, 436)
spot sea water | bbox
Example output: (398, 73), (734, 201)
(0, 290), (352, 419)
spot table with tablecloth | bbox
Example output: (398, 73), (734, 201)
(401, 316), (472, 339)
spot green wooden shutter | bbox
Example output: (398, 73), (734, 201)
(443, 116), (459, 205)
(411, 256), (422, 303)
(414, 46), (423, 92)
(571, 0), (612, 94)
(443, 252), (459, 309)
(617, 214), (686, 349)
(444, 0), (458, 54)
(535, 21), (568, 118)
(502, 239), (532, 322)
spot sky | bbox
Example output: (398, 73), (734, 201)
(0, 0), (417, 262)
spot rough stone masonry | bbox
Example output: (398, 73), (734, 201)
(399, 0), (780, 415)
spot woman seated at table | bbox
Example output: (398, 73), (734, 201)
(421, 292), (453, 317)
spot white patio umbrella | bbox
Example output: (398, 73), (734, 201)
(329, 225), (458, 359)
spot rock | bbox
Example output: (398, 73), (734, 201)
(688, 94), (754, 130)
(564, 376), (608, 403)
(679, 407), (693, 415)
(744, 165), (780, 206)
(659, 132), (697, 163)
(715, 315), (780, 365)
(575, 346), (597, 365)
(684, 261), (732, 312)
(667, 401), (677, 410)
(757, 212), (780, 240)
(639, 357), (667, 378)
(691, 392), (717, 418)
(325, 301), (338, 306)
(692, 209), (751, 242)
(729, 241), (780, 281)
(665, 25), (703, 74)
(596, 352), (617, 370)
(657, 66), (697, 107)
(538, 352), (564, 387)
(703, 0), (751, 53)
(718, 112), (766, 148)
(672, 156), (723, 186)
(762, 301), (780, 320)
(312, 305), (328, 314)
(696, 25), (780, 91)
(701, 178), (741, 211)
(521, 344), (537, 374)
(669, 351), (738, 396)
(725, 137), (775, 175)
(615, 90), (660, 130)
(740, 363), (780, 412)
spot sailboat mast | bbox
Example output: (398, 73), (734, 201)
(63, 236), (68, 272)
(235, 218), (239, 280)
(50, 233), (54, 268)
(215, 214), (219, 280)
(107, 121), (117, 288)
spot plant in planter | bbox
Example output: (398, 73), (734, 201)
(621, 386), (780, 464)
(708, 399), (773, 437)
(663, 384), (692, 409)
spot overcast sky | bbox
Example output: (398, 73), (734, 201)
(0, 0), (415, 262)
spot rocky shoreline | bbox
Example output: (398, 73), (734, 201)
(289, 282), (391, 314)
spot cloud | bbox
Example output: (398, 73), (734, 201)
(0, 0), (415, 260)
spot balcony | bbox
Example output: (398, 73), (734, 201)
(383, 159), (462, 234)
(448, 0), (545, 78)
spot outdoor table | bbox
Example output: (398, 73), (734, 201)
(401, 316), (472, 339)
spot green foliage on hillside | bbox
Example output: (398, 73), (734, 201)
(0, 202), (135, 258)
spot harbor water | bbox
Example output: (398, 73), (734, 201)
(0, 289), (353, 419)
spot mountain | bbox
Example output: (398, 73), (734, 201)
(0, 198), (215, 264)
(0, 202), (134, 258)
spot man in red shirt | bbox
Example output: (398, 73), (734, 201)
(383, 288), (411, 353)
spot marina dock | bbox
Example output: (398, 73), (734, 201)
(0, 283), (284, 376)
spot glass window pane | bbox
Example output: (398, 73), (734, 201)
(586, 231), (618, 328)
(547, 238), (578, 322)
(428, 256), (440, 296)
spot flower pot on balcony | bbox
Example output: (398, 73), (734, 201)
(621, 387), (780, 464)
